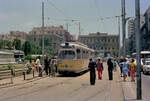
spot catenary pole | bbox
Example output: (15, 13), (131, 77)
(79, 22), (81, 36)
(116, 16), (121, 57)
(42, 1), (45, 69)
(121, 0), (126, 58)
(135, 0), (142, 99)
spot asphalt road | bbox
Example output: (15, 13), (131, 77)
(0, 63), (124, 101)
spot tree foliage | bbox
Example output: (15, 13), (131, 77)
(45, 45), (54, 58)
(30, 44), (42, 55)
(0, 39), (13, 50)
(6, 40), (13, 50)
(22, 41), (31, 56)
(0, 40), (4, 49)
(13, 38), (21, 50)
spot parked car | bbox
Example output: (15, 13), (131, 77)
(143, 61), (150, 74)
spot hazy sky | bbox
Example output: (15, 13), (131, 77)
(0, 0), (150, 36)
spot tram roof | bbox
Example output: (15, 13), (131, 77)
(11, 50), (24, 55)
(60, 42), (94, 52)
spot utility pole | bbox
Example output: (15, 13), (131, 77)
(42, 1), (45, 69)
(79, 22), (81, 36)
(116, 16), (121, 57)
(135, 0), (142, 99)
(66, 23), (69, 32)
(121, 0), (126, 58)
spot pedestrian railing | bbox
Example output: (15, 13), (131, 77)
(22, 69), (39, 80)
(0, 66), (51, 86)
(0, 69), (13, 85)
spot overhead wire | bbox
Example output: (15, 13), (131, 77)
(46, 0), (66, 18)
(45, 0), (79, 29)
(93, 0), (102, 32)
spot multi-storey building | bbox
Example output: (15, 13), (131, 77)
(142, 6), (150, 51)
(78, 32), (119, 57)
(0, 31), (27, 44)
(28, 25), (73, 53)
(127, 15), (146, 55)
(128, 18), (136, 55)
(128, 18), (135, 38)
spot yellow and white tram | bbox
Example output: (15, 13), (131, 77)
(57, 42), (94, 74)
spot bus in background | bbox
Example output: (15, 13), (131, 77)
(132, 51), (150, 59)
(131, 51), (150, 70)
(11, 50), (24, 63)
(57, 42), (94, 75)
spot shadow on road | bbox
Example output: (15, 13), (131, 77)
(57, 70), (89, 77)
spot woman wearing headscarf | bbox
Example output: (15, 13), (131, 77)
(96, 58), (103, 80)
(107, 58), (113, 80)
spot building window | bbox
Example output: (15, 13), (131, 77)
(33, 31), (36, 34)
(34, 38), (36, 42)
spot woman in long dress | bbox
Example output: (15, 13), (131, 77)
(129, 59), (136, 82)
(96, 58), (103, 80)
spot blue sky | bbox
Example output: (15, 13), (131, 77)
(0, 0), (150, 36)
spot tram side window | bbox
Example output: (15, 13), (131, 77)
(82, 50), (86, 59)
(83, 50), (88, 59)
(86, 51), (89, 58)
(76, 49), (81, 59)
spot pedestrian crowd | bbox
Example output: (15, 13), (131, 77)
(119, 58), (136, 82)
(25, 55), (57, 77)
(25, 55), (137, 85)
(88, 57), (137, 85)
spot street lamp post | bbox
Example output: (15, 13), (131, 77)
(42, 1), (45, 71)
(79, 22), (81, 36)
(135, 0), (142, 99)
(121, 0), (126, 58)
(115, 16), (121, 57)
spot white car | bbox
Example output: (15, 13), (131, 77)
(143, 61), (150, 74)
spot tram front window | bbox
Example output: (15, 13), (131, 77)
(58, 51), (75, 59)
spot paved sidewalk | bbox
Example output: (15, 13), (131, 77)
(0, 71), (48, 88)
(88, 63), (124, 101)
(117, 64), (144, 101)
